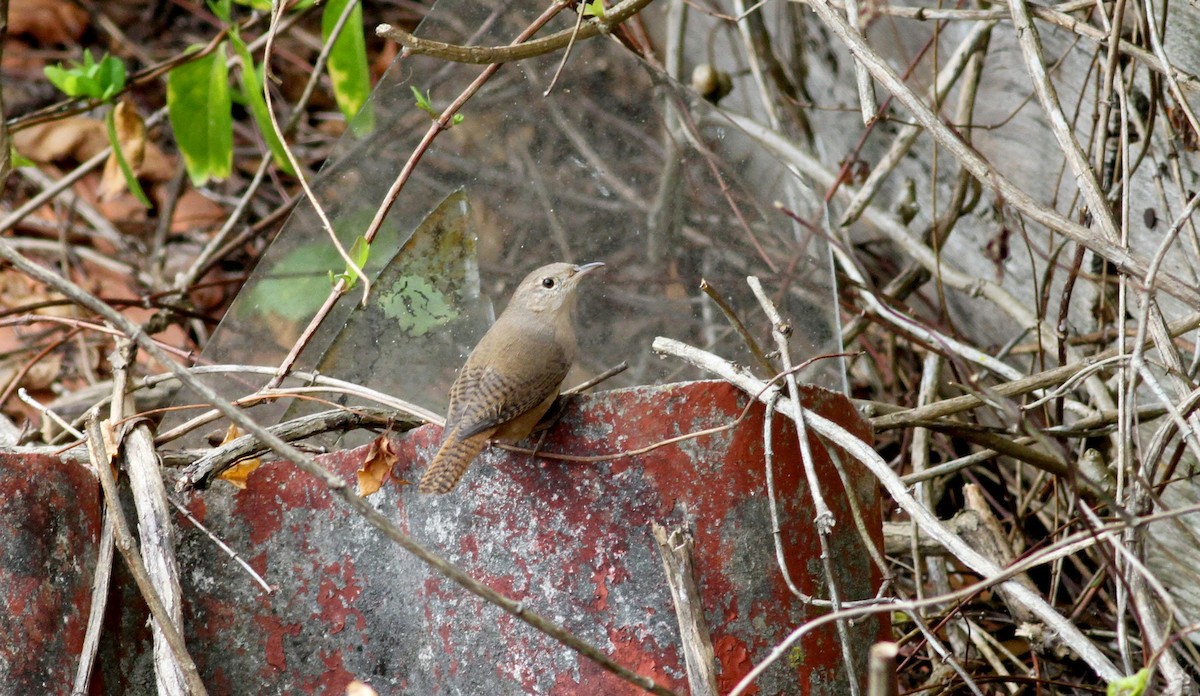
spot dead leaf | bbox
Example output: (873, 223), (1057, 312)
(0, 350), (62, 393)
(219, 423), (240, 444)
(93, 182), (151, 228)
(13, 116), (108, 164)
(139, 143), (175, 182)
(216, 424), (261, 489)
(9, 0), (88, 45)
(99, 100), (146, 201)
(100, 418), (119, 464)
(0, 270), (74, 320)
(13, 115), (174, 182)
(356, 434), (398, 496)
(218, 459), (261, 489)
(170, 188), (227, 233)
(84, 418), (123, 484)
(1168, 104), (1199, 152)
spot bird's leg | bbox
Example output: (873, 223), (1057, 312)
(530, 428), (551, 459)
(530, 363), (625, 459)
(533, 394), (570, 433)
(528, 394), (574, 458)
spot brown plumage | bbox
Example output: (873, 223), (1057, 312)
(419, 262), (604, 494)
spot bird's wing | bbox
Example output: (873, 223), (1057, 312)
(445, 334), (571, 441)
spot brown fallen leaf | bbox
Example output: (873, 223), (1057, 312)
(0, 269), (75, 321)
(170, 188), (227, 233)
(9, 0), (88, 45)
(13, 114), (174, 181)
(98, 100), (146, 201)
(0, 350), (63, 394)
(356, 433), (398, 496)
(12, 116), (108, 164)
(100, 418), (119, 465)
(216, 424), (261, 489)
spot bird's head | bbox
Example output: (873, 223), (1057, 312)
(507, 261), (604, 316)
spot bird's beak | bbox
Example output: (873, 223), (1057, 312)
(573, 262), (605, 277)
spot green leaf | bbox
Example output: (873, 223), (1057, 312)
(583, 0), (605, 19)
(208, 0), (233, 22)
(410, 85), (435, 116)
(231, 0), (272, 9)
(167, 47), (233, 186)
(95, 54), (126, 100)
(332, 235), (371, 289)
(322, 0), (370, 123)
(104, 109), (152, 208)
(43, 50), (126, 101)
(409, 86), (461, 127)
(228, 28), (296, 176)
(1107, 669), (1150, 696)
(44, 64), (91, 98)
(10, 149), (35, 169)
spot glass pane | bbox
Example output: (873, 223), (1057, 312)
(168, 0), (843, 445)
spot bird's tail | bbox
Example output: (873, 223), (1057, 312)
(419, 430), (489, 494)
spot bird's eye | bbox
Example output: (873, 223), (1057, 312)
(541, 277), (556, 289)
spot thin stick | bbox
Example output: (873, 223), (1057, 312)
(762, 395), (808, 599)
(747, 276), (860, 696)
(18, 387), (83, 439)
(176, 405), (414, 490)
(85, 417), (208, 696)
(111, 343), (189, 694)
(651, 336), (1123, 685)
(798, 0), (1200, 307)
(699, 279), (775, 377)
(375, 0), (656, 64)
(543, 2), (588, 96)
(561, 361), (629, 395)
(869, 310), (1200, 431)
(652, 523), (719, 696)
(71, 510), (114, 696)
(1006, 0), (1119, 241)
(168, 497), (274, 594)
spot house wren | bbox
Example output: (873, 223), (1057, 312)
(419, 261), (604, 494)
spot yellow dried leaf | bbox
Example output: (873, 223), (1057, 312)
(99, 100), (147, 201)
(356, 434), (398, 497)
(220, 423), (240, 444)
(218, 458), (261, 489)
(216, 424), (260, 489)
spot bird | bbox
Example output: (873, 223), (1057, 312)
(419, 261), (604, 494)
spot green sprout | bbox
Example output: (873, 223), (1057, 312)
(329, 235), (372, 290)
(44, 50), (126, 101)
(411, 86), (464, 125)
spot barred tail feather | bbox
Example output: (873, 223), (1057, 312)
(419, 431), (490, 494)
